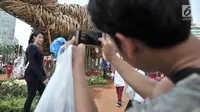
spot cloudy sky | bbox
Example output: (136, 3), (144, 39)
(14, 0), (200, 50)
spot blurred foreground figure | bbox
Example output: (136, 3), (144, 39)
(86, 0), (200, 111)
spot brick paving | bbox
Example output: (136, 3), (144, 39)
(0, 74), (128, 112)
(92, 84), (128, 112)
(0, 74), (7, 80)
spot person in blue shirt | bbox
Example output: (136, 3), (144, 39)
(103, 60), (109, 79)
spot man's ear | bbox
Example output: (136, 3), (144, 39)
(115, 33), (135, 59)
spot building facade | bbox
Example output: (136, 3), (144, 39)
(191, 26), (200, 38)
(0, 10), (16, 45)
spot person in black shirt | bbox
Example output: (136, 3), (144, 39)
(64, 0), (200, 111)
(24, 31), (49, 112)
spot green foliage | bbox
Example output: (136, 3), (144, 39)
(0, 79), (38, 112)
(0, 97), (37, 112)
(87, 76), (108, 86)
(0, 43), (16, 62)
(0, 79), (27, 99)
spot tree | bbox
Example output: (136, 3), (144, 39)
(0, 44), (15, 62)
(19, 45), (23, 56)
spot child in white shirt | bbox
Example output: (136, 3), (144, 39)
(111, 69), (125, 107)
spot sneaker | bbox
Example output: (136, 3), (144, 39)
(116, 102), (122, 107)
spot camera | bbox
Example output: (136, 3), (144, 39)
(74, 30), (102, 46)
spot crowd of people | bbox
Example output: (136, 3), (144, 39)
(110, 55), (165, 109)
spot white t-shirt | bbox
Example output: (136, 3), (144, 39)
(112, 70), (125, 87)
(133, 69), (145, 102)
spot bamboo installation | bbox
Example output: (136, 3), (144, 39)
(0, 0), (103, 73)
(0, 0), (93, 39)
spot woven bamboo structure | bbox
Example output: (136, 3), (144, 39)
(0, 0), (93, 38)
(0, 0), (94, 54)
(0, 0), (103, 73)
(20, 0), (57, 12)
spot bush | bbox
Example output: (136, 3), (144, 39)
(0, 79), (39, 112)
(0, 97), (37, 112)
(87, 76), (107, 86)
(0, 79), (27, 99)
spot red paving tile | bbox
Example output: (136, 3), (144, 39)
(92, 84), (128, 112)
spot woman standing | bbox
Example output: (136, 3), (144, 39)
(24, 31), (49, 112)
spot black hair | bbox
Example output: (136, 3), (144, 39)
(28, 31), (45, 45)
(88, 0), (191, 49)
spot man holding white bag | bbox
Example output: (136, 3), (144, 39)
(66, 0), (200, 112)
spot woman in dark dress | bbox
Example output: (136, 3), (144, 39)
(24, 31), (49, 112)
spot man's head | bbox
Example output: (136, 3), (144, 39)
(88, 0), (191, 72)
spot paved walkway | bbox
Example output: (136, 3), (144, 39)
(0, 74), (6, 80)
(92, 84), (128, 112)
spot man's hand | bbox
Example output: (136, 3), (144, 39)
(43, 79), (49, 85)
(72, 44), (86, 68)
(61, 36), (76, 52)
(64, 36), (86, 68)
(99, 35), (118, 63)
(66, 36), (76, 46)
(67, 38), (97, 112)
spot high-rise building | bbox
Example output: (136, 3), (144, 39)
(0, 10), (16, 45)
(191, 21), (200, 38)
(191, 26), (200, 38)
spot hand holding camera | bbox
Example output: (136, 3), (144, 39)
(43, 79), (49, 86)
(70, 30), (117, 63)
(99, 35), (118, 63)
(74, 30), (102, 46)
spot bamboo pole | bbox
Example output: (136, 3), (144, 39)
(47, 30), (55, 76)
(17, 44), (20, 57)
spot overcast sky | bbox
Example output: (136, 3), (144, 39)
(14, 0), (200, 50)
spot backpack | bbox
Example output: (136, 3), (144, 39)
(13, 53), (29, 79)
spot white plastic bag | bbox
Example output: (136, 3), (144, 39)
(35, 45), (74, 112)
(125, 86), (135, 100)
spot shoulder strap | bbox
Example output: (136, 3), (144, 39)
(170, 68), (200, 84)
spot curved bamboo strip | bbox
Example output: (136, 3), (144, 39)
(0, 0), (80, 37)
(58, 4), (93, 30)
(19, 0), (57, 12)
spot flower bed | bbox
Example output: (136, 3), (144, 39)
(86, 72), (100, 76)
(87, 76), (108, 86)
(0, 79), (38, 112)
(0, 97), (37, 112)
(0, 79), (27, 99)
